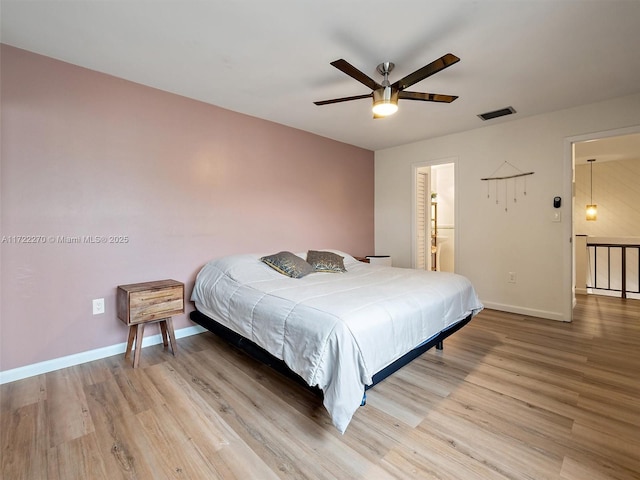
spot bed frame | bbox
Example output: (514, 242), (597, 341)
(190, 309), (473, 404)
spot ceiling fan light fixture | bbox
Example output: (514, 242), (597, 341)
(314, 54), (459, 116)
(372, 86), (398, 116)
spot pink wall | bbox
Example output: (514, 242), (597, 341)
(0, 45), (374, 372)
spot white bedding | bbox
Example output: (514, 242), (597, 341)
(191, 251), (483, 433)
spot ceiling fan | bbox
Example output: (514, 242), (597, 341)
(314, 53), (460, 118)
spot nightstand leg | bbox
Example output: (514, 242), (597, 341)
(159, 319), (169, 347)
(125, 326), (136, 360)
(133, 323), (145, 368)
(165, 317), (178, 356)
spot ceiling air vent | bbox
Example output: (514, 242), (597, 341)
(478, 106), (516, 121)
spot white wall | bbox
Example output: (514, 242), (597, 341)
(375, 93), (640, 321)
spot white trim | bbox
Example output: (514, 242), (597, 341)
(0, 324), (207, 385)
(481, 301), (567, 322)
(562, 135), (575, 321)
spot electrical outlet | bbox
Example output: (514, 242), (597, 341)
(92, 298), (105, 315)
(508, 272), (517, 284)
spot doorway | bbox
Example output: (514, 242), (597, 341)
(413, 159), (456, 271)
(567, 126), (640, 319)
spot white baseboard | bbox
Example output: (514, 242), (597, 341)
(481, 301), (568, 322)
(0, 324), (207, 385)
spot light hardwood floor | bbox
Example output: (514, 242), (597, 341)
(1, 294), (639, 479)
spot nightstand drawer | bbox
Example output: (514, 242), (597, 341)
(117, 279), (184, 326)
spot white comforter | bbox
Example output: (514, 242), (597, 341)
(191, 251), (483, 433)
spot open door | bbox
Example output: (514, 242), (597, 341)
(415, 169), (430, 270)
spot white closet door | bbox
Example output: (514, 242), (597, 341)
(416, 172), (428, 270)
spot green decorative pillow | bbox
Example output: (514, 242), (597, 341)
(260, 251), (315, 278)
(307, 250), (347, 273)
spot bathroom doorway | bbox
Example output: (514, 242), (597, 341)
(413, 159), (456, 271)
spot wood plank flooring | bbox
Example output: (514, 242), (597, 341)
(1, 294), (639, 479)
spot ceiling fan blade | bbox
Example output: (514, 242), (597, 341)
(399, 91), (458, 103)
(330, 59), (382, 91)
(314, 93), (372, 106)
(391, 53), (460, 91)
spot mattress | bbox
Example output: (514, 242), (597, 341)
(191, 250), (483, 433)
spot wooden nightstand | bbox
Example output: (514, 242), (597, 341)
(116, 279), (184, 368)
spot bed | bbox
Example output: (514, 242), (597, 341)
(190, 250), (483, 433)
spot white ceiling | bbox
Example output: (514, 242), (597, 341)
(574, 132), (640, 165)
(2, 1), (640, 152)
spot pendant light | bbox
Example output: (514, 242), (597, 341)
(586, 158), (597, 221)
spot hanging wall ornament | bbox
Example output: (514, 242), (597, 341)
(481, 161), (534, 212)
